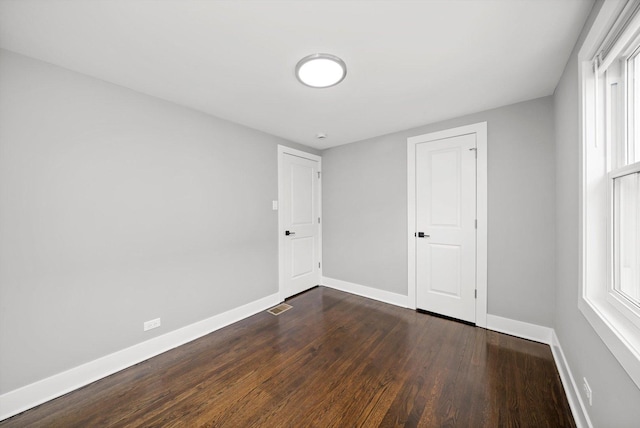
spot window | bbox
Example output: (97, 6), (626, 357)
(605, 34), (640, 323)
(613, 169), (640, 307)
(580, 0), (640, 389)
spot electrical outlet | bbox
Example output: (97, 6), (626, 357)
(583, 377), (592, 406)
(143, 318), (161, 331)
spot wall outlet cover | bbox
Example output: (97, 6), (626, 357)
(582, 377), (592, 406)
(144, 318), (161, 331)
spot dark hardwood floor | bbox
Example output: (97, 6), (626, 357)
(0, 287), (574, 427)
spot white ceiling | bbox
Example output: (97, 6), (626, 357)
(0, 0), (593, 149)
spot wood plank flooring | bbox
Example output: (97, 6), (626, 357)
(0, 287), (575, 427)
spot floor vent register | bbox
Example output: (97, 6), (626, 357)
(267, 303), (292, 316)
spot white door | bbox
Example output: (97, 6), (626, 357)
(415, 133), (477, 323)
(279, 150), (321, 298)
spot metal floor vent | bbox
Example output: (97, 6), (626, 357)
(267, 303), (292, 316)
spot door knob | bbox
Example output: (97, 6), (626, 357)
(415, 232), (430, 238)
(285, 230), (295, 236)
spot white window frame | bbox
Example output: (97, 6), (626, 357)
(609, 164), (640, 320)
(579, 0), (640, 389)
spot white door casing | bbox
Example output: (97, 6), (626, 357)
(407, 122), (487, 327)
(278, 146), (322, 300)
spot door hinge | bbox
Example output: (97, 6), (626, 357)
(475, 219), (477, 229)
(318, 217), (321, 224)
(318, 262), (321, 268)
(475, 289), (477, 299)
(317, 171), (321, 179)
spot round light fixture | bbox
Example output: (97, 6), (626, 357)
(296, 53), (347, 88)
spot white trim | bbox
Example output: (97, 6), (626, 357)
(485, 314), (553, 345)
(0, 292), (281, 421)
(277, 145), (322, 302)
(406, 122), (488, 327)
(1, 279), (582, 425)
(483, 316), (592, 426)
(476, 124), (489, 328)
(323, 281), (586, 425)
(578, 297), (640, 385)
(578, 0), (640, 390)
(321, 277), (409, 308)
(578, 0), (627, 61)
(551, 331), (593, 428)
(407, 136), (417, 308)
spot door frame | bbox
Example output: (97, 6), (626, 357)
(407, 122), (487, 327)
(277, 145), (323, 302)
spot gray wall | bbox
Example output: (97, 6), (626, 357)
(0, 49), (318, 394)
(554, 2), (640, 426)
(322, 96), (556, 327)
(5, 8), (640, 423)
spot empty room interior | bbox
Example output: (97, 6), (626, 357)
(2, 0), (640, 426)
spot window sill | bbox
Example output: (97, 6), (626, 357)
(579, 294), (640, 389)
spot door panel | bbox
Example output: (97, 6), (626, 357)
(291, 163), (314, 225)
(291, 237), (314, 278)
(428, 244), (461, 297)
(282, 153), (320, 298)
(416, 133), (476, 323)
(430, 149), (460, 226)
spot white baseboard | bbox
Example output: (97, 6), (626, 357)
(551, 331), (592, 428)
(484, 316), (589, 427)
(322, 281), (590, 426)
(0, 282), (590, 428)
(486, 314), (553, 344)
(0, 292), (281, 421)
(321, 276), (409, 308)
(323, 281), (587, 427)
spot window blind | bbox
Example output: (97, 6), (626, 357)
(596, 0), (640, 71)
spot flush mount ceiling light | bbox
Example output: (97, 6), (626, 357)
(296, 53), (347, 88)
